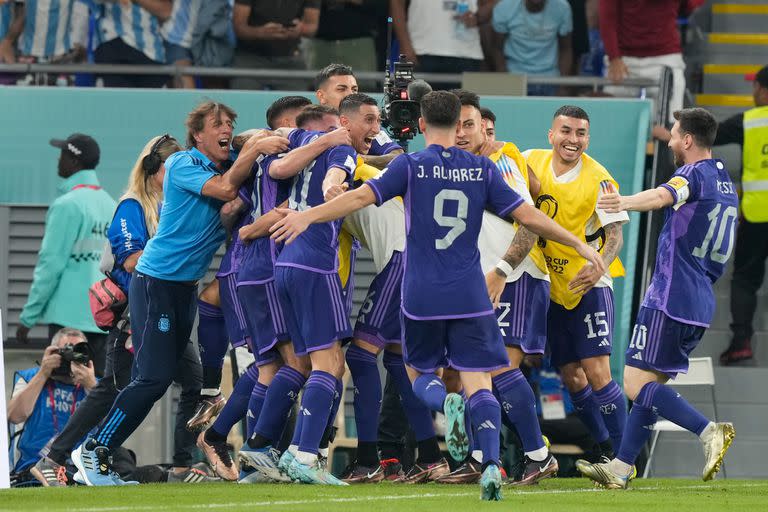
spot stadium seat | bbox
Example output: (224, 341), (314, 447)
(643, 357), (720, 478)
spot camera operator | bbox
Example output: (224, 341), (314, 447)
(7, 328), (95, 480)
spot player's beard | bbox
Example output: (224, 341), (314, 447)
(673, 149), (684, 168)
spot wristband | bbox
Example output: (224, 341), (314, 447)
(495, 260), (513, 278)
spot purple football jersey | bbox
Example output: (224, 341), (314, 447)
(237, 158), (291, 284)
(642, 159), (738, 326)
(366, 144), (524, 319)
(275, 129), (358, 274)
(216, 177), (254, 278)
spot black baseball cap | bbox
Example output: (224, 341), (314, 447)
(50, 133), (100, 169)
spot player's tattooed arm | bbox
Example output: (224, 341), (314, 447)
(568, 221), (623, 295)
(486, 225), (537, 308)
(498, 226), (537, 275)
(601, 222), (624, 267)
(362, 149), (403, 170)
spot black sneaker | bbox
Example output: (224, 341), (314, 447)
(30, 457), (70, 487)
(510, 454), (558, 486)
(434, 459), (481, 484)
(340, 461), (386, 483)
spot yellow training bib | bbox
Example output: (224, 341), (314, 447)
(337, 158), (382, 287)
(527, 149), (625, 309)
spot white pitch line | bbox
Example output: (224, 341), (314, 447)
(3, 481), (765, 512)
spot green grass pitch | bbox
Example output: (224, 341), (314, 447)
(1, 479), (767, 512)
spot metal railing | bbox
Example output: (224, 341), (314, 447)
(0, 62), (659, 92)
(632, 66), (675, 321)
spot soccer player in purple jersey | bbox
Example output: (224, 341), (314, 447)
(270, 91), (604, 500)
(187, 97), (314, 436)
(314, 63), (405, 168)
(235, 107), (352, 483)
(576, 108), (738, 488)
(195, 97), (327, 481)
(444, 89), (557, 485)
(242, 93), (380, 486)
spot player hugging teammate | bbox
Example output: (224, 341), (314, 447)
(94, 69), (735, 499)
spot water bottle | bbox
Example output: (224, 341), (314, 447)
(454, 1), (470, 40)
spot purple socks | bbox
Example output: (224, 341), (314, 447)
(345, 345), (382, 443)
(492, 369), (546, 452)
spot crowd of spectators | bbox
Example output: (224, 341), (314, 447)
(0, 0), (700, 99)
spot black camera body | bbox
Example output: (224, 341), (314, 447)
(382, 55), (421, 144)
(52, 342), (92, 377)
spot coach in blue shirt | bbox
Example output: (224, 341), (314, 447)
(71, 101), (290, 486)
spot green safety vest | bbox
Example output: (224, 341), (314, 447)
(742, 106), (768, 222)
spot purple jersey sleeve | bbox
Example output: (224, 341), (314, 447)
(484, 157), (524, 217)
(370, 131), (403, 156)
(238, 175), (254, 210)
(366, 155), (409, 205)
(288, 128), (309, 148)
(327, 145), (357, 179)
(661, 164), (701, 205)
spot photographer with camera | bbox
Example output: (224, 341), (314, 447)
(7, 328), (95, 482)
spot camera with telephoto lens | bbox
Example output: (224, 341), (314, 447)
(52, 342), (93, 377)
(382, 55), (420, 144)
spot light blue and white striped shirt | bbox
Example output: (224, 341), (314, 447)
(160, 0), (202, 49)
(18, 0), (77, 59)
(96, 2), (165, 63)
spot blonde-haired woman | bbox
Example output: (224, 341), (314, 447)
(32, 135), (216, 486)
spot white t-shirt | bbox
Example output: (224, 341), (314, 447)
(343, 199), (406, 274)
(478, 152), (548, 282)
(407, 0), (484, 60)
(523, 150), (630, 289)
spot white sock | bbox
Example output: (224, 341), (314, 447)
(288, 444), (299, 456)
(524, 446), (549, 462)
(471, 450), (483, 463)
(318, 448), (329, 458)
(200, 388), (221, 397)
(699, 422), (717, 442)
(607, 458), (633, 477)
(296, 450), (318, 466)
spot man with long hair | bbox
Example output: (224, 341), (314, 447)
(72, 102), (289, 486)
